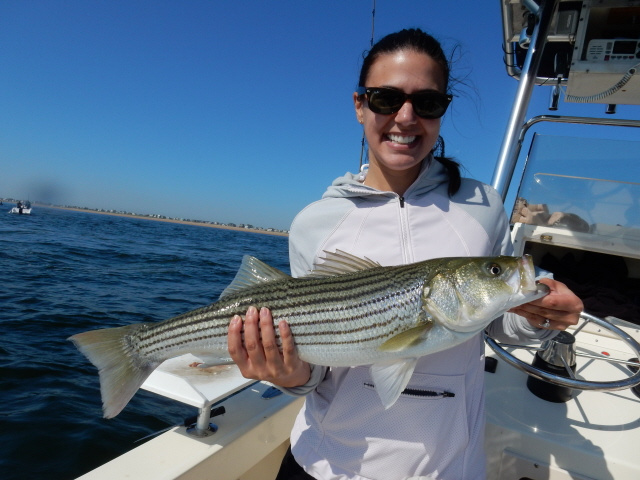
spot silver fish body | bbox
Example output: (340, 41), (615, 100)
(69, 251), (548, 418)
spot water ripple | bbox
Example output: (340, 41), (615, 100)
(0, 206), (288, 479)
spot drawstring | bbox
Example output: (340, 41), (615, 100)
(357, 163), (369, 182)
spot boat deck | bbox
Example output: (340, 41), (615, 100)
(485, 318), (640, 479)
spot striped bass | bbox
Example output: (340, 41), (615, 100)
(69, 250), (549, 418)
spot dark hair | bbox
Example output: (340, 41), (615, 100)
(359, 28), (461, 195)
(358, 28), (450, 91)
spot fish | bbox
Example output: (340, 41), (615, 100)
(69, 250), (549, 418)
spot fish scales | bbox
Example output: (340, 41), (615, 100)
(135, 262), (429, 361)
(69, 252), (548, 417)
(139, 267), (389, 342)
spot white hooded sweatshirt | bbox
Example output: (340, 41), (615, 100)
(283, 159), (553, 480)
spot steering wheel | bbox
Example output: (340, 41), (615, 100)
(485, 312), (640, 391)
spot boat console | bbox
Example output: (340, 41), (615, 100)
(483, 131), (640, 477)
(486, 1), (640, 477)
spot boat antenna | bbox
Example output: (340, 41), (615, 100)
(359, 0), (376, 171)
(369, 0), (376, 48)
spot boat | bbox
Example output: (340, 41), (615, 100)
(9, 200), (32, 215)
(77, 1), (640, 478)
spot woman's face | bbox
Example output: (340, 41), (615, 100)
(354, 49), (446, 190)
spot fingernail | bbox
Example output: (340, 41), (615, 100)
(231, 315), (241, 325)
(247, 306), (257, 315)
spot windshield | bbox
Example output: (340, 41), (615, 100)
(511, 134), (640, 235)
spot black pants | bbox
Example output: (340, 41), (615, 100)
(275, 446), (315, 480)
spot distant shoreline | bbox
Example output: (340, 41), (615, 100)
(37, 204), (289, 237)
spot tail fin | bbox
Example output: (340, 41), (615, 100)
(69, 324), (158, 419)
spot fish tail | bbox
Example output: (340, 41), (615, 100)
(68, 324), (157, 419)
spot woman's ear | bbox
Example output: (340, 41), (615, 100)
(353, 92), (364, 124)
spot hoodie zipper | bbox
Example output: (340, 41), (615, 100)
(345, 186), (410, 262)
(397, 194), (411, 264)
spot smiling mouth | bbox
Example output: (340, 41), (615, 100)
(386, 134), (417, 145)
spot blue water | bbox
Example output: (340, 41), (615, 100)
(0, 206), (289, 480)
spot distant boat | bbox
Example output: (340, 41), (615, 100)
(9, 200), (32, 215)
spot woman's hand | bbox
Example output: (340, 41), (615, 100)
(228, 306), (311, 388)
(509, 278), (584, 331)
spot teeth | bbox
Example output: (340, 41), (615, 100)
(387, 134), (416, 144)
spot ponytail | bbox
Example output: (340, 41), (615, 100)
(432, 136), (461, 196)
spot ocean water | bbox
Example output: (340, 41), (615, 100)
(0, 206), (289, 480)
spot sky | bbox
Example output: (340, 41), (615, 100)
(1, 0), (639, 230)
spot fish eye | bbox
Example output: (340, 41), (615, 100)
(488, 263), (502, 276)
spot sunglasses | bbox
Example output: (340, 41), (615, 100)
(357, 87), (452, 119)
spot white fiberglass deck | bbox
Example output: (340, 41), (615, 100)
(484, 318), (640, 480)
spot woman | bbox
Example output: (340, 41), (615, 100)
(228, 28), (583, 480)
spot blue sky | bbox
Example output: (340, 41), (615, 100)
(1, 0), (639, 230)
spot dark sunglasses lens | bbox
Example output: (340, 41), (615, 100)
(367, 89), (451, 118)
(368, 90), (405, 114)
(413, 93), (450, 119)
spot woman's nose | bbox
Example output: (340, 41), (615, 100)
(394, 100), (418, 124)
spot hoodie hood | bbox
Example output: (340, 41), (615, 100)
(322, 155), (450, 200)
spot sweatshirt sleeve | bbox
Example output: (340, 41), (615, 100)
(276, 363), (328, 397)
(486, 312), (558, 343)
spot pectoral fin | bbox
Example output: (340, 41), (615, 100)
(370, 358), (418, 409)
(378, 319), (434, 352)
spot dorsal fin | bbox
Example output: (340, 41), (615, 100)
(219, 255), (290, 299)
(307, 249), (381, 277)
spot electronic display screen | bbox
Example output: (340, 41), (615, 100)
(612, 41), (637, 54)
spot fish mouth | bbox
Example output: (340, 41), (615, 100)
(507, 255), (548, 302)
(509, 255), (549, 304)
(533, 282), (551, 299)
(518, 255), (537, 293)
